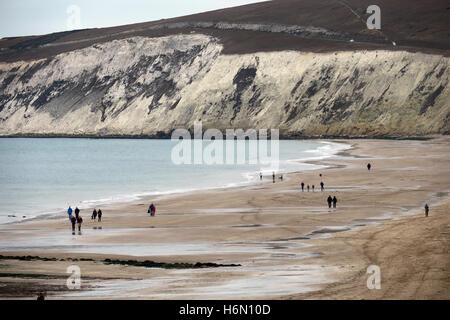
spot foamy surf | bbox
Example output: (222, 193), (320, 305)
(0, 139), (350, 224)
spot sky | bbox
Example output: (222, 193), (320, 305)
(0, 0), (265, 38)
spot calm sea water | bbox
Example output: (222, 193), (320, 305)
(0, 138), (348, 223)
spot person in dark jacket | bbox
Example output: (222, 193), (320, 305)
(425, 204), (429, 217)
(70, 215), (76, 234)
(37, 291), (46, 301)
(332, 196), (337, 208)
(92, 209), (97, 220)
(327, 196), (333, 209)
(367, 163), (372, 171)
(301, 182), (305, 191)
(76, 216), (83, 233)
(97, 209), (102, 222)
(74, 207), (80, 219)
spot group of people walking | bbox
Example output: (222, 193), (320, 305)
(300, 181), (325, 192)
(67, 206), (83, 235)
(259, 172), (283, 183)
(327, 195), (338, 208)
(67, 206), (103, 234)
(300, 173), (338, 209)
(91, 209), (103, 222)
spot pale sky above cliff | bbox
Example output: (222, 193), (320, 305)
(0, 0), (265, 38)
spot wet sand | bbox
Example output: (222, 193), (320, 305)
(0, 137), (449, 299)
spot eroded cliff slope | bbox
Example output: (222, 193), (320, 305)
(0, 34), (448, 137)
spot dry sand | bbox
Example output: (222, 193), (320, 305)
(0, 137), (448, 299)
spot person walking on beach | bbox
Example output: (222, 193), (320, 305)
(70, 215), (76, 235)
(74, 207), (80, 219)
(367, 163), (372, 171)
(67, 206), (73, 221)
(148, 203), (156, 216)
(307, 185), (310, 192)
(332, 196), (337, 208)
(92, 209), (97, 220)
(425, 204), (429, 217)
(260, 172), (263, 181)
(327, 196), (333, 209)
(320, 181), (324, 192)
(301, 182), (305, 192)
(312, 185), (315, 192)
(97, 209), (102, 222)
(279, 174), (283, 181)
(272, 172), (275, 183)
(76, 215), (83, 234)
(37, 291), (46, 301)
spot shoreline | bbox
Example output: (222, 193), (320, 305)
(0, 139), (351, 226)
(0, 134), (438, 140)
(0, 137), (448, 299)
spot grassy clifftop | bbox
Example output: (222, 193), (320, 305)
(1, 0), (449, 63)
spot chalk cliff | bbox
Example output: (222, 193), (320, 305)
(0, 33), (448, 137)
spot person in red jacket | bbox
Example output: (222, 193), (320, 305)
(148, 203), (156, 216)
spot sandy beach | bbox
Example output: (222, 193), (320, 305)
(0, 137), (449, 299)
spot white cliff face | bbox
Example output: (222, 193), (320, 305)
(0, 34), (448, 136)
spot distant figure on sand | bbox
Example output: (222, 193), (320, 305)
(333, 196), (337, 208)
(260, 172), (263, 181)
(74, 207), (80, 219)
(67, 206), (73, 221)
(307, 185), (310, 192)
(301, 182), (305, 191)
(272, 172), (275, 183)
(70, 215), (76, 234)
(92, 209), (97, 220)
(319, 173), (322, 178)
(312, 185), (315, 192)
(327, 196), (332, 209)
(76, 216), (83, 233)
(37, 291), (46, 301)
(425, 204), (429, 217)
(148, 203), (156, 216)
(97, 209), (102, 222)
(367, 163), (372, 171)
(320, 181), (324, 192)
(279, 175), (283, 181)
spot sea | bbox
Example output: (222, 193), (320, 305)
(0, 138), (349, 224)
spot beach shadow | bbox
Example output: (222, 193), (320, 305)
(231, 224), (263, 228)
(273, 236), (310, 241)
